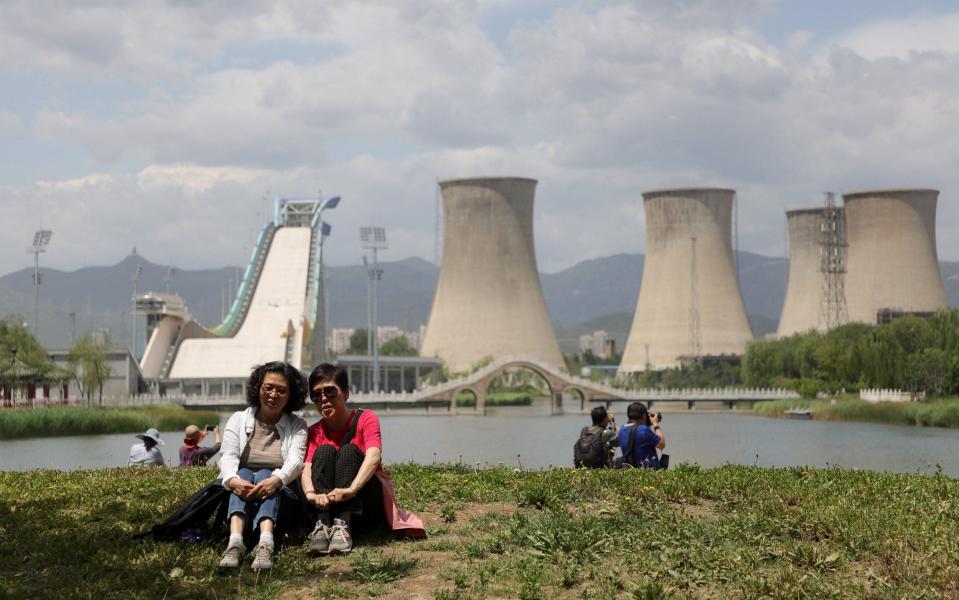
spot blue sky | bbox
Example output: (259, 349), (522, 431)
(3, 0), (959, 276)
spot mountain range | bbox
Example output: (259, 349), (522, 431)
(3, 251), (959, 353)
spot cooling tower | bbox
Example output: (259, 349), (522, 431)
(777, 208), (830, 336)
(844, 189), (947, 323)
(420, 177), (564, 373)
(619, 188), (753, 373)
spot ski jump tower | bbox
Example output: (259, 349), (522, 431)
(139, 198), (332, 394)
(619, 188), (753, 373)
(420, 177), (564, 373)
(843, 189), (947, 323)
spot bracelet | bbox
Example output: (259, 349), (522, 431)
(653, 426), (661, 431)
(305, 490), (316, 496)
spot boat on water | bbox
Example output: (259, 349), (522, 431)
(785, 409), (815, 420)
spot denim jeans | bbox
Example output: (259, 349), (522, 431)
(228, 467), (281, 528)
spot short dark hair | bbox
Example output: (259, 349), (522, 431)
(626, 402), (648, 423)
(246, 361), (307, 413)
(590, 406), (608, 427)
(308, 363), (349, 392)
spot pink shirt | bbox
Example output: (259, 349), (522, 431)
(305, 409), (382, 462)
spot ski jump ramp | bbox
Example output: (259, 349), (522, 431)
(139, 199), (326, 393)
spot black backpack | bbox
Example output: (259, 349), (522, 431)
(135, 480), (230, 542)
(573, 427), (608, 468)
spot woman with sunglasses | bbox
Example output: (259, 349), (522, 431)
(216, 361), (308, 571)
(301, 363), (425, 556)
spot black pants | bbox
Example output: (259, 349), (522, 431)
(310, 444), (386, 532)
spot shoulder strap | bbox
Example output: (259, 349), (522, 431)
(341, 408), (365, 447)
(623, 425), (638, 463)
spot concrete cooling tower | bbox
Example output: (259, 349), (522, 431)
(844, 189), (947, 323)
(619, 188), (753, 373)
(419, 177), (564, 373)
(777, 208), (830, 336)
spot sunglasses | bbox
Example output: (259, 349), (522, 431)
(310, 385), (340, 401)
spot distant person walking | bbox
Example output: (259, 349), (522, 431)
(128, 428), (166, 466)
(179, 425), (222, 467)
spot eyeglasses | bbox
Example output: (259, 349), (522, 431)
(310, 385), (340, 401)
(260, 384), (289, 396)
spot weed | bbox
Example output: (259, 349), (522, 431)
(632, 581), (670, 600)
(349, 549), (418, 584)
(441, 504), (457, 523)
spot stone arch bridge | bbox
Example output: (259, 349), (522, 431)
(412, 355), (625, 413)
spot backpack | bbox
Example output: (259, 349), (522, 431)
(573, 427), (608, 468)
(135, 480), (230, 542)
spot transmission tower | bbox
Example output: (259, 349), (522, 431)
(688, 236), (703, 363)
(818, 192), (849, 329)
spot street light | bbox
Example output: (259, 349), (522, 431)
(360, 226), (387, 392)
(131, 263), (143, 359)
(26, 230), (52, 338)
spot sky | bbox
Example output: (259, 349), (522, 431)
(3, 0), (959, 276)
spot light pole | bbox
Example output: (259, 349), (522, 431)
(132, 263), (143, 359)
(314, 196), (340, 364)
(26, 230), (52, 339)
(360, 227), (387, 392)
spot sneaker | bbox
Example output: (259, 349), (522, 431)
(307, 522), (332, 556)
(328, 518), (353, 555)
(218, 542), (245, 569)
(250, 541), (274, 571)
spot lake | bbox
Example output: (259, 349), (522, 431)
(3, 403), (959, 475)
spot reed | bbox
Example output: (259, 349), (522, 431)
(455, 391), (533, 407)
(754, 396), (959, 428)
(0, 405), (221, 439)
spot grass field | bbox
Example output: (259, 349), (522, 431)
(1, 463), (957, 598)
(754, 395), (959, 428)
(0, 405), (221, 439)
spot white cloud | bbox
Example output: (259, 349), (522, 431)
(5, 1), (959, 283)
(837, 13), (959, 60)
(0, 110), (22, 132)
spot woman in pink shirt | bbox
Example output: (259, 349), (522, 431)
(300, 363), (424, 556)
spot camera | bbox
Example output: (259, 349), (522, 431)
(204, 424), (215, 431)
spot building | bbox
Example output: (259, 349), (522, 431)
(420, 177), (564, 372)
(843, 189), (948, 324)
(619, 188), (753, 373)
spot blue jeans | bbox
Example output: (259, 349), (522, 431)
(228, 468), (281, 529)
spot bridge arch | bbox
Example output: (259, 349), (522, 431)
(471, 361), (560, 412)
(414, 356), (626, 413)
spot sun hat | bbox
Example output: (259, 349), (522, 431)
(135, 427), (165, 446)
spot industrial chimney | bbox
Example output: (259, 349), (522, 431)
(843, 189), (947, 323)
(619, 188), (753, 373)
(420, 177), (564, 372)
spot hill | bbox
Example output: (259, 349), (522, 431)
(2, 250), (957, 350)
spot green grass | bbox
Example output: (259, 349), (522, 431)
(2, 464), (959, 598)
(754, 395), (959, 428)
(0, 404), (221, 439)
(455, 391), (533, 407)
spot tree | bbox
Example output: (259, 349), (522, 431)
(348, 328), (369, 354)
(380, 336), (416, 356)
(67, 333), (112, 406)
(0, 315), (51, 371)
